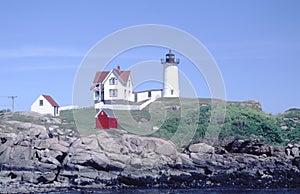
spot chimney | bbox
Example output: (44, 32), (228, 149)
(117, 65), (120, 71)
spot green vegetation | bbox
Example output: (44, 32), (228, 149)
(220, 105), (283, 144)
(0, 109), (10, 113)
(58, 98), (300, 147)
(276, 108), (300, 144)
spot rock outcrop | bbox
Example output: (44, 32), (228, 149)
(0, 112), (300, 193)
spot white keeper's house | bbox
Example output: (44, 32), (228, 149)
(90, 65), (134, 105)
(90, 50), (180, 108)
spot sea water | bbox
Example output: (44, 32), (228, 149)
(51, 188), (300, 194)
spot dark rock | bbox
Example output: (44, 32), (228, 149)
(292, 157), (300, 169)
(0, 137), (7, 144)
(225, 139), (272, 156)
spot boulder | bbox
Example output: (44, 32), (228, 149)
(97, 135), (123, 154)
(29, 125), (47, 137)
(10, 145), (32, 161)
(155, 143), (176, 156)
(188, 143), (214, 154)
(225, 139), (272, 156)
(34, 138), (58, 150)
(178, 153), (194, 167)
(106, 152), (131, 164)
(24, 171), (57, 183)
(291, 147), (299, 157)
(14, 132), (26, 145)
(142, 139), (156, 152)
(42, 156), (61, 166)
(130, 158), (143, 168)
(91, 153), (110, 170)
(0, 144), (11, 163)
(190, 153), (211, 167)
(49, 143), (69, 153)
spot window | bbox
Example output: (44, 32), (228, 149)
(39, 100), (43, 106)
(109, 89), (118, 97)
(134, 93), (138, 102)
(95, 91), (100, 100)
(148, 91), (151, 97)
(109, 77), (117, 85)
(124, 89), (126, 98)
(171, 90), (174, 95)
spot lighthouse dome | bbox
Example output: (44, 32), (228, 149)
(166, 49), (175, 63)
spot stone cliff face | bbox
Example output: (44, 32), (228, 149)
(0, 112), (300, 193)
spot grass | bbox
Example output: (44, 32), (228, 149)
(58, 98), (300, 147)
(59, 107), (97, 136)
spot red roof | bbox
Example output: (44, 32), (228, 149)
(118, 70), (131, 83)
(42, 95), (59, 107)
(93, 71), (110, 83)
(93, 68), (131, 84)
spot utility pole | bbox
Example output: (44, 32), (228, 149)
(8, 96), (17, 112)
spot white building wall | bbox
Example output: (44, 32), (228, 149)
(31, 95), (57, 116)
(102, 71), (134, 102)
(103, 73), (122, 101)
(151, 90), (163, 99)
(137, 92), (149, 102)
(126, 76), (134, 101)
(163, 65), (180, 97)
(130, 90), (162, 102)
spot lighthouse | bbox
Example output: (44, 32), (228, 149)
(161, 50), (180, 97)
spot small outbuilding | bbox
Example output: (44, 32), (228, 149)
(31, 94), (60, 116)
(95, 108), (118, 129)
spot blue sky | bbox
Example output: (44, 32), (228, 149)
(0, 0), (299, 113)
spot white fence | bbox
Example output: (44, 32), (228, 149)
(95, 97), (158, 111)
(59, 105), (79, 114)
(94, 104), (140, 110)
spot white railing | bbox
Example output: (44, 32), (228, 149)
(94, 96), (159, 111)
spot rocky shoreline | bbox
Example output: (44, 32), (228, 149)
(0, 112), (300, 193)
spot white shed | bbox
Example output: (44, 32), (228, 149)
(31, 94), (60, 116)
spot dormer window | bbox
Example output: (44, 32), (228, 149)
(109, 77), (117, 85)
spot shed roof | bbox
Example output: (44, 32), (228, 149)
(96, 108), (116, 118)
(42, 95), (59, 107)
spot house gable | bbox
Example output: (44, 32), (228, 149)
(94, 68), (132, 86)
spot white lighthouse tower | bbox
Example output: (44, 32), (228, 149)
(161, 50), (180, 97)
